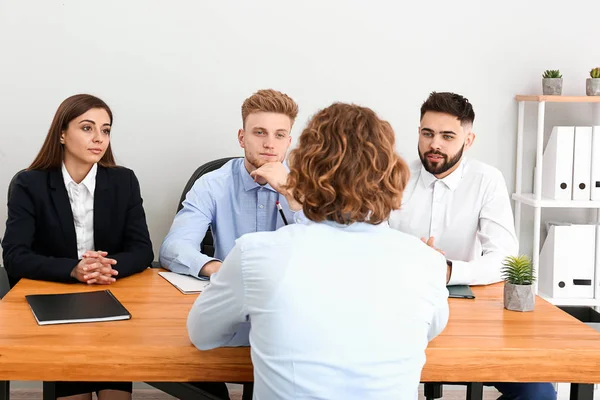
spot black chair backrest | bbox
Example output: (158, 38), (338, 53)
(2, 169), (25, 297)
(178, 157), (241, 258)
(0, 267), (9, 299)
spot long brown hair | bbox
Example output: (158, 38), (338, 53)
(286, 103), (410, 225)
(28, 94), (116, 170)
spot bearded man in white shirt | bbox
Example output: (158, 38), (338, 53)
(389, 91), (556, 400)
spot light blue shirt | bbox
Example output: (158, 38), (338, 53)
(187, 220), (449, 400)
(159, 158), (296, 278)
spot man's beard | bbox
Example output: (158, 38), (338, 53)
(418, 144), (464, 176)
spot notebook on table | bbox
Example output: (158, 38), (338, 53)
(159, 271), (210, 294)
(25, 290), (131, 326)
(447, 285), (475, 299)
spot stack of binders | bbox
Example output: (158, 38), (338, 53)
(539, 125), (600, 300)
(541, 126), (600, 201)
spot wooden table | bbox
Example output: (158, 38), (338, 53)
(1, 269), (600, 400)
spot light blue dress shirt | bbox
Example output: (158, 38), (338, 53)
(187, 220), (450, 400)
(159, 158), (296, 278)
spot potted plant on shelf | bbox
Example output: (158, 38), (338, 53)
(502, 255), (535, 312)
(542, 70), (563, 95)
(586, 67), (600, 96)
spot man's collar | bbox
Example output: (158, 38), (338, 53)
(418, 158), (465, 191)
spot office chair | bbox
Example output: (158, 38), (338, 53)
(0, 268), (8, 300)
(0, 170), (24, 399)
(177, 156), (241, 258)
(151, 156), (240, 270)
(1, 169), (25, 296)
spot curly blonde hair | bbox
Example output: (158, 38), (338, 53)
(286, 103), (410, 225)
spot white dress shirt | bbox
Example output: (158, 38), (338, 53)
(389, 158), (518, 286)
(187, 220), (449, 400)
(62, 163), (97, 259)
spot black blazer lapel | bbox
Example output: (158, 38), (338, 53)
(93, 166), (110, 250)
(48, 169), (77, 257)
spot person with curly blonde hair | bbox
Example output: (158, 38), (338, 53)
(187, 102), (450, 400)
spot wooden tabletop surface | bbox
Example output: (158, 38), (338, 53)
(1, 268), (599, 383)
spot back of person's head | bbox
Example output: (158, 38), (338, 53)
(241, 89), (299, 128)
(420, 91), (475, 128)
(29, 94), (116, 170)
(287, 103), (410, 225)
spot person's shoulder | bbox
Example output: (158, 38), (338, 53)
(13, 169), (58, 193)
(384, 226), (427, 247)
(101, 166), (142, 190)
(236, 223), (308, 252)
(14, 169), (48, 184)
(463, 158), (506, 183)
(103, 165), (134, 179)
(196, 158), (240, 188)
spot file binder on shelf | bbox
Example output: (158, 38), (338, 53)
(541, 126), (575, 201)
(591, 126), (600, 201)
(572, 126), (592, 201)
(539, 223), (595, 299)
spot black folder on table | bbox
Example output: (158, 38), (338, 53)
(25, 290), (131, 326)
(447, 285), (475, 299)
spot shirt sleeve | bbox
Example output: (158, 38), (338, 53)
(447, 174), (518, 286)
(187, 242), (248, 350)
(159, 177), (219, 278)
(426, 252), (450, 341)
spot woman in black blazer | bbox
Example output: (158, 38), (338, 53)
(2, 94), (153, 400)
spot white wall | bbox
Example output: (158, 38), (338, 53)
(1, 0), (598, 259)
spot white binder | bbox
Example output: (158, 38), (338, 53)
(542, 126), (575, 200)
(591, 126), (600, 201)
(539, 223), (595, 299)
(595, 224), (600, 299)
(572, 126), (592, 200)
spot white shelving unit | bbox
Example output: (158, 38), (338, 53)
(513, 95), (600, 307)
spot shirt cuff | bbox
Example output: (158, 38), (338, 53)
(446, 260), (470, 286)
(197, 257), (222, 279)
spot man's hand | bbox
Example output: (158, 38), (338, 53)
(421, 237), (452, 283)
(199, 260), (222, 277)
(250, 162), (302, 211)
(250, 162), (288, 193)
(421, 236), (445, 256)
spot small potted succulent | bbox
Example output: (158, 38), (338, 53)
(542, 70), (563, 95)
(586, 67), (600, 96)
(502, 255), (535, 312)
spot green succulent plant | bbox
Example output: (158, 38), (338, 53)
(590, 68), (600, 79)
(542, 70), (562, 79)
(501, 255), (535, 285)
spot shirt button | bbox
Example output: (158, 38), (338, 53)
(259, 204), (264, 209)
